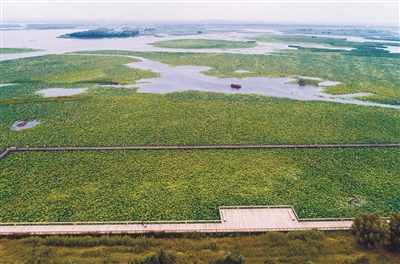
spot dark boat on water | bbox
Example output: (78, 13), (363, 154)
(230, 83), (241, 88)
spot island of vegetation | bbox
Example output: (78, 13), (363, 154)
(0, 48), (43, 54)
(58, 27), (139, 39)
(151, 39), (257, 49)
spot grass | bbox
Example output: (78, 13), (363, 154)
(72, 50), (400, 105)
(151, 39), (257, 49)
(0, 48), (43, 54)
(1, 231), (399, 263)
(1, 147), (399, 222)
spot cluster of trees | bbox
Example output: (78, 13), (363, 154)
(58, 27), (139, 39)
(350, 212), (400, 251)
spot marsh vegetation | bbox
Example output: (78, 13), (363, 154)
(1, 230), (400, 263)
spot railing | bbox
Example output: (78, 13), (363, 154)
(1, 143), (399, 160)
(0, 226), (352, 236)
(0, 219), (222, 226)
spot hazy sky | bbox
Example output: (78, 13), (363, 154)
(2, 1), (399, 25)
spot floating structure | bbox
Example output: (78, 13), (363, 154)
(230, 83), (241, 88)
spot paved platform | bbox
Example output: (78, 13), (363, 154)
(0, 206), (353, 235)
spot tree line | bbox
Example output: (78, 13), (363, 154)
(58, 28), (139, 39)
(350, 211), (400, 250)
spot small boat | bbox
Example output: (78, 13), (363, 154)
(230, 83), (241, 89)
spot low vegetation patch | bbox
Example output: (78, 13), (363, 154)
(251, 33), (400, 58)
(151, 39), (257, 49)
(0, 54), (158, 88)
(0, 48), (43, 54)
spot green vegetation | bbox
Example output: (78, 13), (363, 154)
(286, 77), (321, 87)
(58, 27), (139, 39)
(389, 212), (400, 251)
(73, 50), (400, 105)
(251, 33), (400, 58)
(151, 39), (257, 49)
(1, 90), (399, 150)
(1, 41), (399, 228)
(1, 148), (399, 222)
(0, 47), (42, 54)
(0, 54), (158, 86)
(1, 230), (400, 263)
(350, 212), (390, 249)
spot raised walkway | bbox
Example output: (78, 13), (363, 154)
(1, 143), (399, 160)
(0, 206), (354, 236)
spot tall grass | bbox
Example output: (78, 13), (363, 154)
(1, 231), (399, 263)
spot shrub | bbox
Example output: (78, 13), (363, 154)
(350, 212), (389, 249)
(214, 253), (245, 264)
(388, 212), (400, 251)
(342, 255), (371, 264)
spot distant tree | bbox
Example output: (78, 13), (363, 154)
(59, 28), (139, 39)
(389, 212), (400, 251)
(350, 212), (389, 249)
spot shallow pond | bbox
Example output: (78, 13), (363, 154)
(11, 120), (39, 130)
(36, 88), (86, 97)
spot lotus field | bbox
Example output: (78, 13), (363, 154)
(1, 147), (399, 222)
(1, 42), (399, 223)
(1, 91), (399, 150)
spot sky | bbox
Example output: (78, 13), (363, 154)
(1, 0), (399, 26)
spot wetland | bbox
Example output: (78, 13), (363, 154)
(1, 23), (399, 222)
